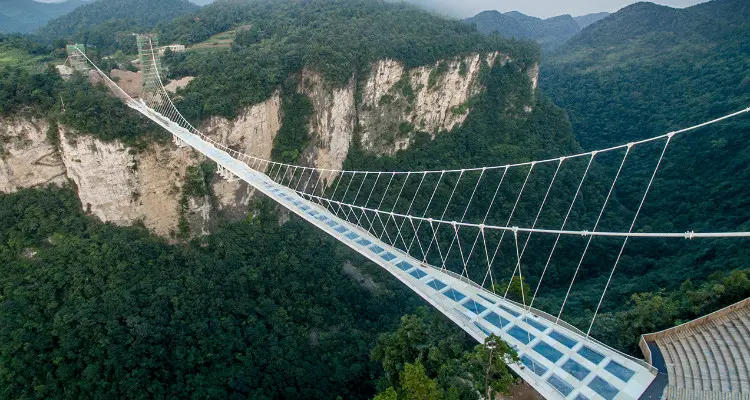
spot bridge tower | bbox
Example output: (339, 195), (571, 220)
(136, 34), (164, 93)
(65, 44), (89, 72)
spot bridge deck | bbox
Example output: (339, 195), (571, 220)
(130, 100), (657, 400)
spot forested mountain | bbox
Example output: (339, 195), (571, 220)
(159, 0), (537, 120)
(37, 0), (198, 44)
(1, 0), (749, 397)
(464, 10), (581, 52)
(0, 0), (86, 34)
(540, 0), (750, 349)
(573, 12), (610, 29)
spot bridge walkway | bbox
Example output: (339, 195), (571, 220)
(129, 99), (657, 400)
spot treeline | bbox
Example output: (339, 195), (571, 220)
(161, 0), (539, 120)
(0, 38), (165, 146)
(537, 0), (750, 351)
(0, 186), (428, 399)
(371, 308), (518, 400)
(36, 0), (198, 52)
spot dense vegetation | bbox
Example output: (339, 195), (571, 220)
(37, 0), (199, 52)
(161, 0), (539, 120)
(371, 309), (518, 400)
(0, 34), (62, 70)
(539, 0), (750, 351)
(1, 0), (749, 395)
(0, 0), (84, 34)
(0, 186), (432, 399)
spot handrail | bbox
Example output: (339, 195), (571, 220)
(640, 297), (750, 344)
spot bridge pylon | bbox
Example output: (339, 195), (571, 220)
(217, 165), (239, 182)
(65, 44), (89, 72)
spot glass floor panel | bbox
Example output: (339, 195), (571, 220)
(369, 245), (385, 254)
(326, 220), (338, 227)
(396, 261), (413, 271)
(345, 232), (359, 240)
(508, 326), (535, 344)
(484, 312), (510, 329)
(462, 299), (487, 315)
(409, 269), (428, 279)
(575, 394), (589, 400)
(443, 288), (466, 302)
(549, 330), (577, 349)
(523, 317), (547, 333)
(499, 305), (520, 317)
(562, 359), (591, 381)
(316, 215), (327, 221)
(547, 374), (574, 397)
(356, 239), (372, 246)
(474, 322), (492, 336)
(605, 360), (635, 383)
(335, 226), (348, 233)
(533, 341), (563, 363)
(588, 376), (619, 400)
(521, 355), (548, 377)
(427, 279), (447, 290)
(578, 346), (605, 365)
(380, 252), (397, 262)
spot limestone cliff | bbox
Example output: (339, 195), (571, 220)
(59, 130), (206, 236)
(0, 116), (66, 192)
(200, 92), (282, 216)
(359, 52), (504, 155)
(0, 52), (538, 237)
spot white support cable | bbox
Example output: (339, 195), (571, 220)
(512, 228), (532, 346)
(504, 159), (564, 298)
(380, 172), (412, 244)
(392, 173), (428, 252)
(368, 173), (395, 234)
(343, 172), (369, 221)
(587, 136), (673, 336)
(422, 170), (465, 266)
(294, 190), (750, 239)
(528, 154), (595, 311)
(557, 147), (631, 323)
(353, 172), (382, 228)
(473, 167), (510, 287)
(408, 171), (445, 257)
(334, 171), (358, 219)
(441, 168), (486, 276)
(77, 48), (750, 240)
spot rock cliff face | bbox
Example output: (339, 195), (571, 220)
(59, 131), (205, 236)
(359, 52), (503, 155)
(298, 69), (356, 174)
(0, 52), (538, 237)
(0, 116), (66, 192)
(200, 92), (282, 216)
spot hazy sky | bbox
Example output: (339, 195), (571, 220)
(34, 0), (711, 19)
(396, 0), (709, 19)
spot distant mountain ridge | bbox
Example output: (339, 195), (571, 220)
(464, 10), (609, 52)
(0, 0), (87, 34)
(37, 0), (199, 40)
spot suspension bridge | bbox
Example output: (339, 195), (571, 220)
(67, 40), (750, 400)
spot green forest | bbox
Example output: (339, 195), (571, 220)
(0, 0), (749, 398)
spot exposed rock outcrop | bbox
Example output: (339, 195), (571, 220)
(200, 92), (282, 215)
(359, 52), (503, 155)
(0, 116), (66, 192)
(1, 52), (538, 238)
(298, 69), (356, 176)
(59, 129), (205, 236)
